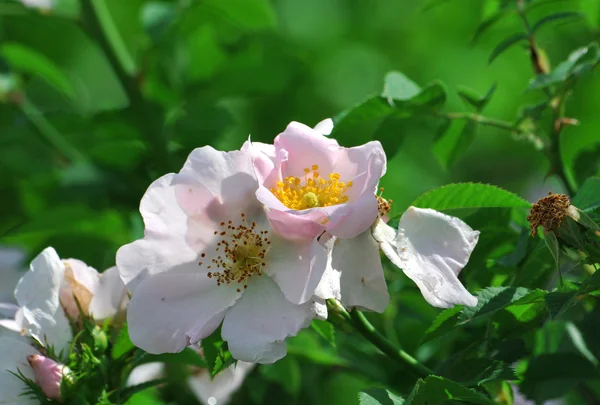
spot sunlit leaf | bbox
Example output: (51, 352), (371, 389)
(410, 183), (532, 211)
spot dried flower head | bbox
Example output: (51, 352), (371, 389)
(527, 192), (573, 237)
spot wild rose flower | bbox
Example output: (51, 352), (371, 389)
(117, 142), (327, 363)
(6, 247), (128, 354)
(251, 121), (386, 240)
(318, 204), (479, 311)
(0, 336), (69, 404)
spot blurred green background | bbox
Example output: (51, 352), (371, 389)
(1, 0), (599, 403)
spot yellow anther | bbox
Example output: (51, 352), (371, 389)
(271, 165), (353, 210)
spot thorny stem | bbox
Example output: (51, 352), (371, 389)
(327, 300), (433, 378)
(79, 0), (171, 173)
(517, 0), (576, 196)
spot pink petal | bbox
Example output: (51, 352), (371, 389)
(274, 121), (340, 179)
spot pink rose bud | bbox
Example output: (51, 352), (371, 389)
(27, 354), (70, 401)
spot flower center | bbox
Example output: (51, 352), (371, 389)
(270, 165), (353, 210)
(199, 214), (270, 292)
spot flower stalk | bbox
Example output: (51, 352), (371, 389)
(327, 299), (433, 378)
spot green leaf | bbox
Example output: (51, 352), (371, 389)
(489, 33), (528, 64)
(529, 43), (600, 90)
(111, 324), (134, 359)
(457, 83), (496, 112)
(472, 12), (512, 43)
(311, 319), (336, 348)
(542, 230), (561, 278)
(531, 11), (584, 33)
(406, 376), (495, 405)
(410, 183), (532, 211)
(545, 290), (578, 319)
(572, 177), (600, 212)
(331, 74), (446, 146)
(359, 388), (405, 405)
(201, 328), (235, 377)
(440, 359), (517, 386)
(422, 306), (462, 343)
(459, 287), (544, 324)
(0, 42), (74, 96)
(520, 353), (598, 403)
(382, 71), (421, 102)
(260, 356), (302, 396)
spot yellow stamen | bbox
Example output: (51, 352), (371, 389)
(270, 166), (352, 210)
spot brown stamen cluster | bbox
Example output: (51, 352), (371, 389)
(199, 213), (270, 292)
(377, 188), (393, 219)
(527, 192), (571, 237)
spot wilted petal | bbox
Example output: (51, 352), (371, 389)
(14, 248), (72, 355)
(377, 208), (479, 308)
(188, 361), (255, 405)
(127, 272), (242, 354)
(222, 276), (319, 363)
(60, 259), (100, 319)
(0, 336), (38, 405)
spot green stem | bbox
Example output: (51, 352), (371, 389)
(79, 0), (170, 172)
(20, 99), (86, 163)
(549, 93), (576, 196)
(516, 0), (576, 195)
(436, 112), (525, 134)
(328, 300), (432, 378)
